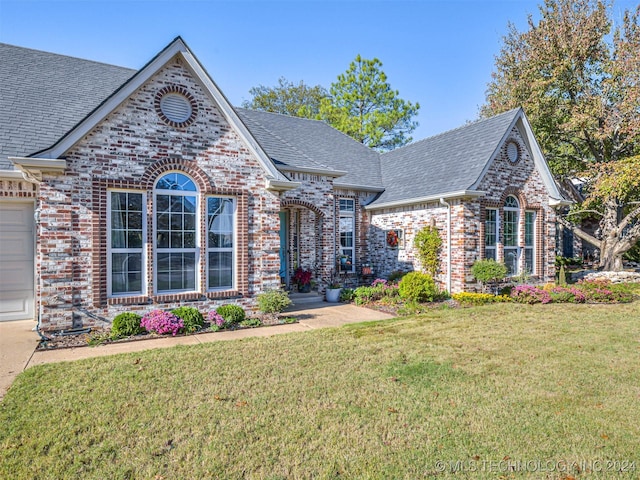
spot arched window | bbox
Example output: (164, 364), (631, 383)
(503, 195), (520, 275)
(155, 172), (198, 293)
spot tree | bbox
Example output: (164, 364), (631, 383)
(241, 77), (327, 118)
(318, 55), (420, 151)
(482, 0), (640, 271)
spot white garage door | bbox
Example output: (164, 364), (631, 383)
(0, 202), (35, 321)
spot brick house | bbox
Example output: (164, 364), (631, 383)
(0, 38), (569, 330)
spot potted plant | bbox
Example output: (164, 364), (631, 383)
(293, 267), (313, 293)
(325, 275), (342, 303)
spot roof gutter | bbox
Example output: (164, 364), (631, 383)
(549, 197), (573, 207)
(278, 166), (348, 178)
(364, 190), (486, 211)
(266, 178), (301, 193)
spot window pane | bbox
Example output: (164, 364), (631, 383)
(170, 196), (183, 212)
(504, 210), (518, 247)
(485, 209), (496, 246)
(157, 253), (195, 292)
(525, 248), (534, 274)
(156, 172), (197, 192)
(111, 253), (142, 294)
(339, 199), (354, 212)
(340, 232), (353, 248)
(184, 214), (195, 231)
(156, 195), (169, 213)
(485, 248), (496, 261)
(505, 196), (519, 208)
(128, 231), (143, 249)
(505, 249), (518, 275)
(208, 251), (233, 289)
(525, 211), (535, 246)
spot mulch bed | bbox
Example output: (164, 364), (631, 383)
(36, 313), (294, 351)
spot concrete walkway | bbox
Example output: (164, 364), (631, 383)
(0, 299), (394, 399)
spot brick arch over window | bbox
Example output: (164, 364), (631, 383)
(280, 199), (325, 218)
(498, 188), (527, 210)
(141, 159), (212, 194)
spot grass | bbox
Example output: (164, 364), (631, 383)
(2, 302), (640, 479)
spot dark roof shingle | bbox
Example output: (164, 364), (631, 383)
(371, 108), (521, 206)
(0, 43), (135, 168)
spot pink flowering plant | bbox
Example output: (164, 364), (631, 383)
(141, 310), (184, 336)
(511, 285), (552, 304)
(207, 310), (227, 331)
(549, 286), (586, 303)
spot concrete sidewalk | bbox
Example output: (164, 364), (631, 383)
(1, 300), (394, 399)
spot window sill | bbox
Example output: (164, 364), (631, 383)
(108, 295), (149, 306)
(206, 290), (241, 299)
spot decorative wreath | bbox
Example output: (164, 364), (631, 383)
(386, 230), (399, 248)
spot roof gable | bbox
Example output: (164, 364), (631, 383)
(237, 108), (383, 188)
(3, 38), (291, 184)
(371, 109), (521, 207)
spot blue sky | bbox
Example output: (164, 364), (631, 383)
(0, 0), (635, 140)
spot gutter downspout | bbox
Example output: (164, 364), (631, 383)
(440, 198), (452, 294)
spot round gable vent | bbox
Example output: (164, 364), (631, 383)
(160, 93), (192, 123)
(154, 86), (197, 128)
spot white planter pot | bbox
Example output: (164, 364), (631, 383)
(325, 288), (342, 303)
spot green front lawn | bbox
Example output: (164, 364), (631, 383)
(2, 303), (639, 479)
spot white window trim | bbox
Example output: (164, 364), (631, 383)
(206, 196), (236, 291)
(485, 208), (498, 260)
(107, 189), (146, 297)
(524, 210), (536, 275)
(153, 173), (199, 294)
(339, 198), (356, 273)
(503, 196), (520, 276)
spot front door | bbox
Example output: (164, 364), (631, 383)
(278, 211), (288, 285)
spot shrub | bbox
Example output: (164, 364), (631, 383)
(511, 285), (552, 304)
(413, 225), (442, 277)
(471, 259), (508, 287)
(257, 289), (292, 314)
(110, 312), (143, 339)
(353, 286), (376, 305)
(141, 310), (183, 336)
(171, 306), (204, 333)
(239, 318), (262, 328)
(549, 286), (586, 303)
(216, 304), (246, 326)
(576, 279), (633, 303)
(387, 270), (407, 284)
(452, 292), (512, 306)
(398, 271), (438, 303)
(340, 288), (355, 302)
(207, 310), (227, 331)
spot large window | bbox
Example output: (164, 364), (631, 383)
(484, 208), (497, 260)
(108, 191), (145, 296)
(155, 173), (198, 293)
(524, 211), (536, 274)
(503, 196), (520, 275)
(339, 198), (355, 272)
(207, 197), (235, 290)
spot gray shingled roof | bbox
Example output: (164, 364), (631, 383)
(0, 43), (135, 169)
(371, 108), (521, 206)
(236, 108), (384, 189)
(1, 43), (524, 207)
